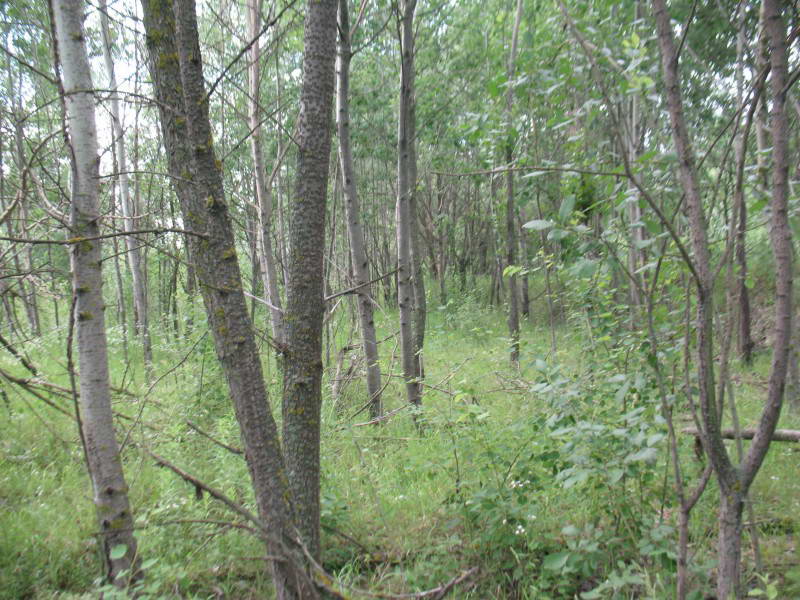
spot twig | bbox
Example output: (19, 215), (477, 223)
(326, 268), (400, 302)
(0, 228), (207, 246)
(432, 164), (621, 178)
(203, 0), (298, 103)
(350, 404), (410, 428)
(186, 420), (243, 455)
(143, 449), (267, 536)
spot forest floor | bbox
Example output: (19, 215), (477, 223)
(1, 292), (799, 599)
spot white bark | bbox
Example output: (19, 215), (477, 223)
(53, 0), (138, 583)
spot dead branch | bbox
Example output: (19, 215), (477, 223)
(682, 427), (800, 443)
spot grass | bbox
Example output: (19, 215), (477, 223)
(1, 282), (799, 598)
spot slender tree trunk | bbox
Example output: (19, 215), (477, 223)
(504, 0), (523, 364)
(735, 4), (755, 365)
(51, 0), (138, 583)
(749, 0), (793, 482)
(140, 2), (315, 596)
(9, 114), (40, 336)
(109, 148), (130, 358)
(246, 0), (285, 346)
(409, 119), (426, 386)
(396, 0), (422, 405)
(626, 95), (644, 313)
(99, 0), (152, 373)
(519, 208), (530, 318)
(336, 0), (383, 418)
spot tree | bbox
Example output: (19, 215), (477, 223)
(140, 0), (317, 596)
(504, 0), (523, 364)
(651, 1), (793, 596)
(281, 0), (338, 560)
(50, 0), (139, 584)
(336, 0), (383, 418)
(396, 0), (423, 406)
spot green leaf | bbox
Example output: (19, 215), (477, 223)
(570, 258), (597, 278)
(559, 195), (576, 220)
(109, 544), (128, 560)
(547, 229), (569, 241)
(626, 447), (658, 463)
(561, 524), (580, 536)
(522, 170), (549, 179)
(608, 468), (625, 484)
(523, 219), (554, 230)
(503, 265), (524, 278)
(543, 551), (570, 571)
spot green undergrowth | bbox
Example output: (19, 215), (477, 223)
(1, 287), (799, 599)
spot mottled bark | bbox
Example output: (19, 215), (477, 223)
(51, 0), (138, 584)
(247, 0), (285, 346)
(140, 1), (314, 597)
(281, 0), (337, 561)
(336, 0), (383, 418)
(99, 0), (152, 372)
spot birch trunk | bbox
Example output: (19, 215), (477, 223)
(99, 0), (152, 372)
(336, 0), (383, 417)
(52, 0), (138, 583)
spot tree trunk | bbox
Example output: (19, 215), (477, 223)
(336, 0), (383, 418)
(246, 0), (285, 346)
(397, 0), (422, 406)
(281, 0), (337, 561)
(519, 208), (530, 319)
(140, 1), (315, 596)
(504, 0), (523, 364)
(99, 0), (152, 373)
(718, 491), (745, 600)
(52, 0), (139, 584)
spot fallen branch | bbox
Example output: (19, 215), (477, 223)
(682, 427), (800, 443)
(356, 566), (479, 599)
(349, 404), (410, 428)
